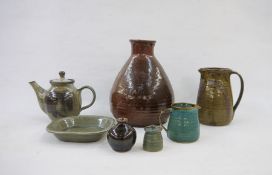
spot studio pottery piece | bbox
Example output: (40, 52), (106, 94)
(47, 115), (115, 142)
(159, 103), (200, 143)
(197, 68), (244, 126)
(107, 118), (136, 152)
(143, 125), (163, 152)
(30, 71), (96, 120)
(110, 39), (174, 127)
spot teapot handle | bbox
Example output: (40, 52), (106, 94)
(78, 86), (96, 111)
(158, 108), (171, 132)
(231, 71), (244, 112)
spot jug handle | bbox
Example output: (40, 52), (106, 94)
(158, 109), (171, 132)
(231, 71), (244, 112)
(78, 86), (96, 111)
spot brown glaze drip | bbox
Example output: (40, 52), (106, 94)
(110, 40), (174, 127)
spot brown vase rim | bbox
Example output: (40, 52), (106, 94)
(171, 103), (201, 110)
(129, 39), (156, 44)
(199, 67), (233, 72)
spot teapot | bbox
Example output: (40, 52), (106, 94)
(29, 71), (96, 120)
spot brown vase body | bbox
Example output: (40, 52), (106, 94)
(197, 68), (244, 126)
(110, 40), (174, 127)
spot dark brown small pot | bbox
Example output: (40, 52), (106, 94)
(107, 118), (137, 152)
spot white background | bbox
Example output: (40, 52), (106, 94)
(0, 0), (271, 174)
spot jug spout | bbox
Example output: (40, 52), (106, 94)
(29, 81), (47, 113)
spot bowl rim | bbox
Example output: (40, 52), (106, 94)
(46, 115), (116, 135)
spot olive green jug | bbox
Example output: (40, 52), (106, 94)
(197, 68), (244, 126)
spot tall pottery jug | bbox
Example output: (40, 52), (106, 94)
(110, 40), (174, 127)
(197, 68), (244, 126)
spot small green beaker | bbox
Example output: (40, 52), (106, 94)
(143, 125), (163, 152)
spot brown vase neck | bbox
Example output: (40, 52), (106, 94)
(130, 40), (155, 55)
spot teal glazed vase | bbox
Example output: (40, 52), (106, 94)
(159, 103), (200, 142)
(143, 125), (163, 152)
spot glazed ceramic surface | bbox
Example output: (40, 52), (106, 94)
(30, 71), (96, 120)
(160, 103), (200, 143)
(197, 68), (244, 126)
(47, 115), (115, 142)
(107, 118), (136, 152)
(110, 40), (174, 127)
(143, 125), (163, 152)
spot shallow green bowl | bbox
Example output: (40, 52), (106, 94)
(47, 115), (115, 142)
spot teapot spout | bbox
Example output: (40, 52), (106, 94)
(29, 81), (47, 113)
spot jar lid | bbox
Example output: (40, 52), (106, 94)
(50, 71), (75, 85)
(117, 118), (128, 123)
(144, 125), (162, 132)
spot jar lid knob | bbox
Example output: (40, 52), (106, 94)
(59, 71), (65, 79)
(117, 118), (128, 123)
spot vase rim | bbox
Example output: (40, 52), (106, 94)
(129, 39), (156, 44)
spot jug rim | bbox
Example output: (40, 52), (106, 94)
(171, 103), (201, 110)
(199, 67), (232, 72)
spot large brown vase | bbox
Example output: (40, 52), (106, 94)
(197, 68), (244, 126)
(110, 39), (174, 127)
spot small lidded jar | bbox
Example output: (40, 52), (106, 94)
(107, 118), (137, 152)
(143, 125), (163, 152)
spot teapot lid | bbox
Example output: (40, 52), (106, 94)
(50, 71), (75, 85)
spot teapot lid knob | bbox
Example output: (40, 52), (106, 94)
(59, 71), (65, 79)
(50, 71), (74, 84)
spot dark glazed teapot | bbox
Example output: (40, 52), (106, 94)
(29, 71), (96, 120)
